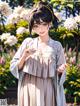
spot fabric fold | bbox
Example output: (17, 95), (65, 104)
(23, 49), (55, 78)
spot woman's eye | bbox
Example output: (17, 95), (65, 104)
(33, 25), (38, 28)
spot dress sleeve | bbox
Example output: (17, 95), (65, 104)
(56, 42), (66, 86)
(10, 38), (32, 79)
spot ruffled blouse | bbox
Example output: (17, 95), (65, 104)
(23, 38), (56, 78)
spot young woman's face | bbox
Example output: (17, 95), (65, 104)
(32, 21), (50, 37)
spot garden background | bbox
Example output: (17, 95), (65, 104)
(0, 0), (80, 105)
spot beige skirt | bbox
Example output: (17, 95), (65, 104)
(20, 74), (55, 106)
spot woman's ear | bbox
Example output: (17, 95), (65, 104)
(48, 22), (52, 29)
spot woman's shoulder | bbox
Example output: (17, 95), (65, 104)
(22, 37), (33, 43)
(20, 37), (33, 46)
(50, 38), (62, 48)
(50, 39), (64, 56)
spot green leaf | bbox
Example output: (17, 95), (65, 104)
(17, 19), (28, 28)
(67, 33), (74, 37)
(3, 86), (7, 90)
(67, 4), (73, 9)
(51, 0), (57, 3)
(74, 92), (80, 96)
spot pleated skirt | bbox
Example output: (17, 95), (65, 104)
(20, 74), (55, 106)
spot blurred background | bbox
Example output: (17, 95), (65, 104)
(0, 0), (80, 105)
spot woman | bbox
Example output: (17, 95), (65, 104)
(10, 1), (66, 106)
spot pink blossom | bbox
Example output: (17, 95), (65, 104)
(68, 48), (72, 52)
(0, 46), (3, 52)
(64, 53), (69, 62)
(0, 56), (6, 65)
(70, 56), (76, 65)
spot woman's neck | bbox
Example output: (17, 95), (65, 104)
(38, 35), (50, 44)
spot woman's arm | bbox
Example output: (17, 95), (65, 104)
(10, 38), (33, 79)
(56, 42), (66, 85)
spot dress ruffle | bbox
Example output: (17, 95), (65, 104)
(23, 45), (56, 78)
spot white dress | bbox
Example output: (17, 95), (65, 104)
(20, 39), (56, 106)
(10, 37), (66, 106)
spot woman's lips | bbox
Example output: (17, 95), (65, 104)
(40, 32), (45, 34)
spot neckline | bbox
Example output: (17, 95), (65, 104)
(37, 36), (51, 45)
(36, 36), (51, 51)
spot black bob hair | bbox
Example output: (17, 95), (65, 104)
(29, 1), (59, 34)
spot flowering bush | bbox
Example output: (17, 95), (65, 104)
(0, 33), (10, 41)
(64, 47), (80, 103)
(64, 18), (78, 30)
(64, 64), (80, 103)
(4, 35), (18, 46)
(0, 1), (12, 17)
(7, 6), (30, 25)
(16, 27), (28, 34)
(0, 53), (16, 95)
(0, 33), (18, 56)
(0, 1), (35, 97)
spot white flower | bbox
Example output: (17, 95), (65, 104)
(16, 27), (28, 34)
(0, 33), (10, 41)
(54, 12), (62, 21)
(74, 15), (80, 24)
(4, 36), (18, 46)
(7, 13), (20, 24)
(20, 9), (31, 21)
(64, 17), (78, 30)
(0, 1), (12, 17)
(13, 6), (25, 14)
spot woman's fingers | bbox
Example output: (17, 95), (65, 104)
(57, 63), (67, 73)
(22, 48), (36, 61)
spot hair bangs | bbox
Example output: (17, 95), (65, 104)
(33, 12), (50, 24)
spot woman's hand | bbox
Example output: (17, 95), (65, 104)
(18, 48), (36, 70)
(57, 63), (67, 75)
(21, 49), (32, 59)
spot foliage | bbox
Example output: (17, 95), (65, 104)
(64, 64), (80, 103)
(0, 4), (30, 95)
(50, 0), (80, 17)
(0, 53), (16, 95)
(64, 47), (80, 103)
